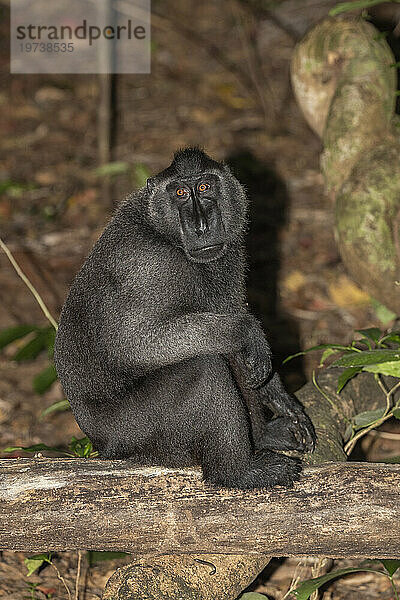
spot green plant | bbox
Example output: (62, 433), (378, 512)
(0, 324), (58, 394)
(40, 399), (70, 418)
(285, 327), (400, 387)
(93, 161), (151, 189)
(0, 322), (69, 417)
(23, 581), (44, 600)
(94, 161), (130, 178)
(25, 553), (71, 600)
(291, 560), (400, 599)
(0, 238), (61, 403)
(0, 179), (37, 198)
(24, 550), (128, 600)
(3, 435), (97, 458)
(285, 327), (400, 453)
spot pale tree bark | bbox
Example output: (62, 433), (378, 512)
(291, 16), (400, 313)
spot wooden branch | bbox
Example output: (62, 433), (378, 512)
(0, 458), (399, 558)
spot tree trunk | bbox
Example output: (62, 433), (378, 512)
(291, 17), (400, 313)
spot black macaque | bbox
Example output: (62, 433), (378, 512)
(54, 148), (316, 489)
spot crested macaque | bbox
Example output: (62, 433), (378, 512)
(55, 148), (316, 489)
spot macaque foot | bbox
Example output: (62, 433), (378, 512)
(257, 414), (316, 453)
(205, 450), (302, 490)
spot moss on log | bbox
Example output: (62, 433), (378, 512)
(291, 17), (400, 313)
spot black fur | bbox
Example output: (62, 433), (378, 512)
(54, 148), (315, 489)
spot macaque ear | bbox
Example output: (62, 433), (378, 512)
(147, 177), (157, 193)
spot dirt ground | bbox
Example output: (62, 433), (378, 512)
(1, 0), (400, 598)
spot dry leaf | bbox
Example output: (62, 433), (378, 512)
(282, 270), (306, 293)
(328, 275), (369, 307)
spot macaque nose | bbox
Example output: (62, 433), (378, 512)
(192, 194), (208, 236)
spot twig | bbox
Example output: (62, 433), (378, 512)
(375, 373), (389, 397)
(312, 371), (352, 426)
(375, 374), (392, 414)
(50, 561), (72, 600)
(345, 380), (400, 455)
(310, 557), (334, 600)
(75, 551), (82, 600)
(0, 238), (58, 330)
(281, 558), (307, 600)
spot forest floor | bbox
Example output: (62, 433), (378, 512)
(0, 0), (400, 598)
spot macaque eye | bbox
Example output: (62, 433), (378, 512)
(198, 182), (210, 192)
(176, 187), (188, 197)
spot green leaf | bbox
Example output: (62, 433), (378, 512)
(332, 349), (400, 368)
(293, 568), (380, 600)
(13, 328), (53, 362)
(94, 161), (130, 178)
(393, 408), (400, 420)
(353, 407), (386, 430)
(363, 361), (400, 377)
(381, 559), (400, 577)
(379, 333), (400, 346)
(355, 328), (382, 344)
(0, 325), (37, 350)
(24, 554), (51, 577)
(344, 422), (354, 442)
(371, 299), (397, 324)
(337, 366), (362, 393)
(33, 364), (58, 394)
(2, 443), (67, 455)
(25, 557), (45, 577)
(69, 436), (96, 457)
(391, 62), (400, 69)
(356, 337), (372, 350)
(329, 0), (397, 16)
(40, 398), (70, 418)
(283, 344), (352, 364)
(240, 594), (268, 600)
(0, 180), (36, 197)
(320, 348), (341, 366)
(87, 551), (129, 566)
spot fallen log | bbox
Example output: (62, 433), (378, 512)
(0, 458), (399, 558)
